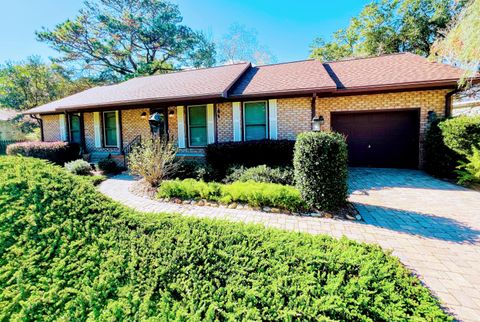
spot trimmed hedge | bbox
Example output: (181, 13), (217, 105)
(158, 179), (306, 212)
(439, 116), (480, 156)
(294, 132), (348, 210)
(424, 119), (463, 178)
(205, 140), (295, 178)
(6, 141), (80, 165)
(0, 156), (451, 321)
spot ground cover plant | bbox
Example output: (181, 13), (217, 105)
(224, 165), (294, 185)
(0, 156), (451, 321)
(158, 179), (306, 212)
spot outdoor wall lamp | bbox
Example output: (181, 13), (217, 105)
(140, 112), (147, 119)
(311, 115), (325, 132)
(168, 110), (175, 117)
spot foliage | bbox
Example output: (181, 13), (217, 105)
(225, 165), (294, 185)
(0, 156), (451, 320)
(456, 147), (480, 184)
(97, 157), (119, 174)
(294, 132), (348, 211)
(6, 141), (80, 165)
(171, 159), (214, 181)
(128, 136), (178, 186)
(0, 56), (94, 111)
(36, 0), (216, 81)
(206, 140), (295, 179)
(431, 0), (480, 85)
(65, 159), (93, 175)
(81, 174), (107, 186)
(310, 0), (465, 61)
(424, 118), (462, 178)
(217, 23), (276, 65)
(158, 179), (307, 211)
(439, 115), (480, 156)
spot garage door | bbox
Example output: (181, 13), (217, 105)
(331, 109), (420, 168)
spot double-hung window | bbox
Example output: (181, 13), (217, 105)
(103, 111), (118, 147)
(188, 105), (207, 147)
(243, 101), (267, 141)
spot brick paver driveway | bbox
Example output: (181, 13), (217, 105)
(100, 168), (480, 321)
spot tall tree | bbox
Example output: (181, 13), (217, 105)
(431, 0), (479, 85)
(0, 56), (93, 111)
(218, 23), (276, 65)
(36, 0), (216, 80)
(310, 0), (466, 61)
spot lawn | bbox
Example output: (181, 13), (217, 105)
(0, 156), (451, 321)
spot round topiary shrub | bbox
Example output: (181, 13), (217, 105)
(439, 115), (480, 156)
(97, 158), (119, 174)
(65, 159), (93, 175)
(293, 132), (348, 211)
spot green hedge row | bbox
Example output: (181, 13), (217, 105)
(0, 156), (450, 320)
(6, 141), (80, 165)
(158, 179), (306, 212)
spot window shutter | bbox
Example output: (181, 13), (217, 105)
(115, 111), (121, 148)
(177, 106), (186, 148)
(207, 104), (215, 144)
(93, 112), (102, 148)
(268, 99), (278, 139)
(59, 114), (67, 141)
(232, 102), (242, 141)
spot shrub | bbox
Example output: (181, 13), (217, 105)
(158, 179), (307, 212)
(294, 132), (348, 211)
(128, 136), (178, 186)
(65, 159), (92, 175)
(0, 156), (450, 321)
(424, 119), (462, 178)
(172, 159), (214, 181)
(205, 140), (295, 178)
(6, 141), (80, 165)
(439, 116), (480, 156)
(97, 157), (119, 174)
(456, 147), (480, 185)
(225, 164), (295, 185)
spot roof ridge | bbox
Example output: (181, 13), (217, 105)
(254, 58), (317, 68)
(324, 52), (410, 64)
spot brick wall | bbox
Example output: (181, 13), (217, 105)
(277, 97), (311, 140)
(41, 114), (62, 141)
(217, 102), (233, 142)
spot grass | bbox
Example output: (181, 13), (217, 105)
(0, 156), (451, 321)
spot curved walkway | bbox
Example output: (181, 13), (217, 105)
(99, 168), (480, 322)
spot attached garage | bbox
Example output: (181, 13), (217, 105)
(331, 109), (420, 168)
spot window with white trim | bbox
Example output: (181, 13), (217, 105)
(243, 101), (267, 141)
(103, 111), (118, 147)
(187, 105), (207, 147)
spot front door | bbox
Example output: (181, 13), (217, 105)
(149, 108), (168, 137)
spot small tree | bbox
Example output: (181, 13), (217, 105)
(128, 136), (178, 187)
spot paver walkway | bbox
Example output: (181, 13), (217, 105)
(99, 168), (480, 321)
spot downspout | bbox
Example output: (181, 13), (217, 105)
(445, 89), (460, 118)
(311, 93), (317, 119)
(30, 114), (44, 141)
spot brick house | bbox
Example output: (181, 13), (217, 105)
(25, 53), (474, 168)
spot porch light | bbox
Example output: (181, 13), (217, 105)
(140, 112), (147, 119)
(149, 112), (162, 123)
(168, 110), (175, 117)
(311, 115), (324, 132)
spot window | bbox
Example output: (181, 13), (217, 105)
(69, 113), (81, 144)
(103, 111), (118, 147)
(188, 105), (207, 147)
(244, 101), (267, 141)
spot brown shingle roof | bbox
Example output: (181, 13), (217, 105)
(26, 62), (250, 114)
(324, 52), (464, 91)
(229, 59), (337, 97)
(25, 53), (471, 115)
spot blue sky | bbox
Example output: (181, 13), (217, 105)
(0, 0), (370, 64)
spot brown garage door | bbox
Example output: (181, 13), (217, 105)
(331, 109), (420, 168)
